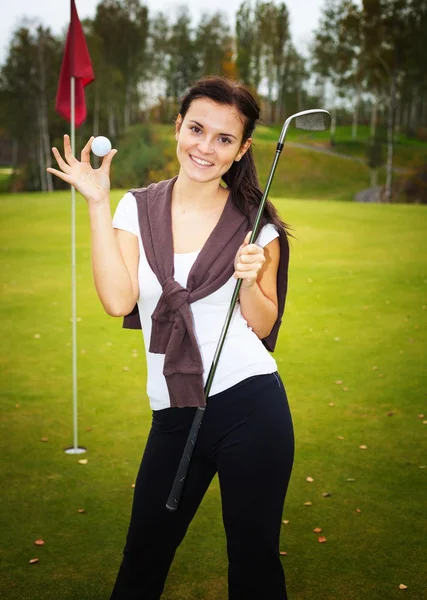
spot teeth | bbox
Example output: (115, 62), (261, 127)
(191, 155), (213, 167)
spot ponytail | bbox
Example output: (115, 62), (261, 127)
(222, 147), (291, 237)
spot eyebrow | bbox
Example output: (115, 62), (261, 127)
(189, 120), (237, 140)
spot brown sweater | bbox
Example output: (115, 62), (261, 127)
(122, 176), (290, 408)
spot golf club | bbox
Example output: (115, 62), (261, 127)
(166, 108), (332, 512)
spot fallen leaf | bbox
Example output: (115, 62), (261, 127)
(33, 334), (40, 339)
(356, 508), (361, 513)
(282, 520), (290, 525)
(318, 536), (327, 543)
(40, 437), (48, 442)
(78, 459), (88, 465)
(335, 380), (343, 385)
(329, 402), (335, 406)
(279, 551), (287, 556)
(322, 492), (331, 497)
(306, 476), (314, 483)
(418, 414), (425, 419)
(85, 427), (92, 432)
(29, 558), (39, 564)
(313, 527), (322, 533)
(15, 404), (20, 408)
(338, 435), (344, 440)
(334, 337), (341, 342)
(387, 411), (394, 416)
(419, 465), (426, 469)
(304, 501), (312, 506)
(423, 421), (427, 425)
(131, 483), (135, 488)
(34, 540), (45, 546)
(78, 508), (86, 513)
(343, 387), (349, 391)
(378, 373), (384, 378)
(359, 445), (368, 450)
(123, 366), (129, 371)
(372, 366), (378, 370)
(346, 478), (355, 482)
(399, 584), (408, 590)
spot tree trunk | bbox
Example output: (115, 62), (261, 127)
(385, 74), (396, 202)
(93, 83), (100, 137)
(12, 139), (18, 174)
(330, 104), (337, 147)
(108, 105), (117, 140)
(370, 94), (378, 138)
(38, 108), (46, 193)
(352, 90), (359, 139)
(370, 168), (378, 187)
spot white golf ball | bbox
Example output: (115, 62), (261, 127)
(91, 136), (112, 157)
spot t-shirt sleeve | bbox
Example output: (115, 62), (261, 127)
(255, 223), (279, 248)
(112, 192), (139, 237)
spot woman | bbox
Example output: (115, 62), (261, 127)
(48, 76), (294, 600)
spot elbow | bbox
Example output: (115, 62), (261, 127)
(103, 299), (137, 318)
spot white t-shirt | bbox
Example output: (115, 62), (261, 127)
(113, 192), (279, 410)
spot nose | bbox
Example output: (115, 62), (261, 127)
(197, 137), (214, 155)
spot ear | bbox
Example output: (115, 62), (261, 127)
(175, 114), (183, 139)
(235, 137), (252, 162)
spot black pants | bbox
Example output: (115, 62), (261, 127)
(109, 372), (294, 600)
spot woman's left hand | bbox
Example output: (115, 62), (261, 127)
(233, 231), (265, 288)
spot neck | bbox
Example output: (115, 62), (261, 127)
(173, 170), (228, 213)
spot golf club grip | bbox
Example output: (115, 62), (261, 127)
(165, 406), (206, 511)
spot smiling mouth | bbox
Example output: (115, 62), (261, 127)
(190, 154), (214, 167)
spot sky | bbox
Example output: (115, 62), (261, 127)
(0, 0), (325, 65)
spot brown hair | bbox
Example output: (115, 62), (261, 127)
(178, 76), (290, 235)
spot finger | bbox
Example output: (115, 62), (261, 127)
(238, 252), (262, 264)
(100, 149), (118, 174)
(235, 261), (261, 272)
(81, 136), (95, 163)
(242, 243), (263, 255)
(243, 231), (252, 245)
(51, 147), (71, 173)
(63, 134), (78, 166)
(46, 167), (73, 185)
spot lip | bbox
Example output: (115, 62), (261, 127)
(189, 154), (214, 167)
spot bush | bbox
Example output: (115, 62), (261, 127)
(111, 124), (170, 188)
(398, 161), (427, 204)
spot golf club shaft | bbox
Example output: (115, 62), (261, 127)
(165, 146), (283, 511)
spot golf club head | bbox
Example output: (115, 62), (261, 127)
(278, 109), (331, 144)
(294, 109), (331, 131)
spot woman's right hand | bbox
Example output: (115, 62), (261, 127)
(47, 134), (117, 206)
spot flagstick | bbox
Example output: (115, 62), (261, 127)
(65, 75), (85, 455)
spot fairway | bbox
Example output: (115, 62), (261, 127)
(1, 191), (426, 600)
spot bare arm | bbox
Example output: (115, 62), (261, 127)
(234, 234), (280, 339)
(47, 135), (139, 316)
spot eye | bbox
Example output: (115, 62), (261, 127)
(218, 136), (232, 144)
(190, 125), (202, 134)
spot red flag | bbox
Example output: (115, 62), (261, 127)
(55, 0), (95, 127)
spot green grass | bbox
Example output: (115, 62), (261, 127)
(1, 191), (427, 600)
(255, 123), (427, 170)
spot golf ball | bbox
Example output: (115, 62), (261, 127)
(91, 136), (112, 157)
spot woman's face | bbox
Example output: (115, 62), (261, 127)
(175, 98), (252, 185)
